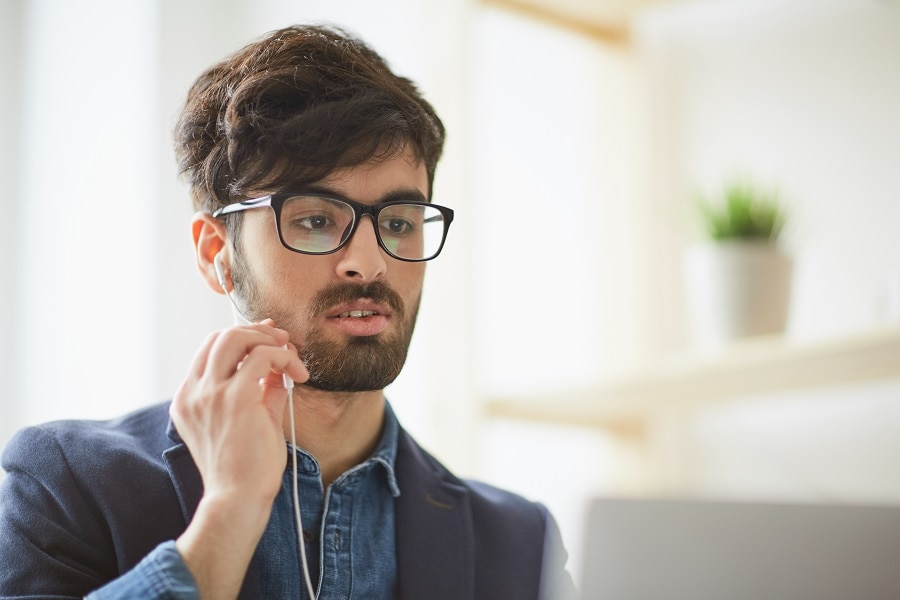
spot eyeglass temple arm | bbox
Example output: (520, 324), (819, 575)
(424, 208), (454, 225)
(211, 196), (273, 218)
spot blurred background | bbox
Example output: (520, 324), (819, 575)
(2, 0), (900, 583)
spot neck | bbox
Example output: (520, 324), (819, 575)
(283, 387), (386, 488)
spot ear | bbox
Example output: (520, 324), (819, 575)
(192, 212), (230, 295)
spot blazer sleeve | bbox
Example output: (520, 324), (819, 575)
(0, 424), (197, 599)
(539, 505), (580, 600)
(84, 541), (199, 600)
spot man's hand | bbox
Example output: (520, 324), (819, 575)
(170, 320), (308, 598)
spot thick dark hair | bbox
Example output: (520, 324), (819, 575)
(174, 24), (446, 215)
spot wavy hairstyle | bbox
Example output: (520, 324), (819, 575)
(174, 25), (446, 216)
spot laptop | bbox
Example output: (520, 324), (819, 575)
(580, 497), (900, 600)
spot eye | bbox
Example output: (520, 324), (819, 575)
(281, 195), (351, 234)
(296, 214), (332, 230)
(381, 217), (415, 236)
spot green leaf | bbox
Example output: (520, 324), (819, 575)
(696, 181), (785, 242)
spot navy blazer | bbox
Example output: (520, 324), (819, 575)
(0, 402), (576, 599)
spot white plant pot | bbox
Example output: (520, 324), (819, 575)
(683, 241), (793, 349)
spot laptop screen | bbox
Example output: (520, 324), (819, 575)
(580, 498), (900, 600)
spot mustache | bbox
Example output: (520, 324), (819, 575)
(310, 281), (405, 317)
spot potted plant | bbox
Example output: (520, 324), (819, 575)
(683, 180), (793, 349)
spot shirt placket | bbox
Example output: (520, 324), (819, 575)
(318, 473), (358, 598)
(294, 451), (325, 599)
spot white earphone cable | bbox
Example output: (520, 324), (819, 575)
(287, 386), (318, 599)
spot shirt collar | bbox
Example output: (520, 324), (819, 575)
(285, 400), (402, 498)
(371, 400), (401, 498)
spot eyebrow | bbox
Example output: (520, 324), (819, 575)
(300, 184), (429, 205)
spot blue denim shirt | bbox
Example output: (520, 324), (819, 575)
(257, 402), (400, 598)
(86, 403), (401, 599)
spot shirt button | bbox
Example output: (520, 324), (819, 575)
(303, 530), (316, 544)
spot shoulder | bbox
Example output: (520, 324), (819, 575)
(396, 427), (549, 530)
(0, 402), (187, 592)
(2, 401), (173, 478)
(395, 428), (576, 598)
(1, 401), (178, 524)
(464, 478), (549, 516)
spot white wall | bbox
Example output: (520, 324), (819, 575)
(677, 379), (900, 504)
(11, 0), (159, 428)
(0, 0), (26, 449)
(469, 7), (647, 396)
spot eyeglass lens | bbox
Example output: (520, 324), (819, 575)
(279, 195), (447, 260)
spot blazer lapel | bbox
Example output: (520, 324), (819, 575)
(162, 420), (203, 526)
(395, 430), (475, 600)
(161, 419), (261, 599)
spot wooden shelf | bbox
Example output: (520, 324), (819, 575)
(480, 0), (683, 44)
(485, 326), (900, 432)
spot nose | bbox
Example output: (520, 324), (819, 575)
(335, 216), (388, 282)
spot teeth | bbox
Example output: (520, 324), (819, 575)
(338, 310), (376, 318)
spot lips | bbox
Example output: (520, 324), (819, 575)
(326, 301), (391, 337)
(327, 299), (392, 319)
(312, 282), (404, 338)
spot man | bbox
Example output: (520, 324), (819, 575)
(0, 25), (576, 599)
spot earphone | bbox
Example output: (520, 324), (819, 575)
(213, 251), (230, 298)
(214, 253), (262, 332)
(213, 251), (316, 598)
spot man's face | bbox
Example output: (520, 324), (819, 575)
(232, 146), (429, 392)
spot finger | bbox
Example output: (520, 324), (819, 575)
(194, 323), (287, 377)
(205, 325), (290, 380)
(183, 330), (223, 382)
(233, 341), (308, 387)
(228, 345), (305, 390)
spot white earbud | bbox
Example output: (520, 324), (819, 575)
(213, 252), (229, 294)
(214, 252), (251, 324)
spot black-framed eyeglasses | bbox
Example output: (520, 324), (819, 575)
(212, 192), (454, 262)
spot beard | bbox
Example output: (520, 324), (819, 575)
(232, 258), (419, 392)
(300, 326), (411, 392)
